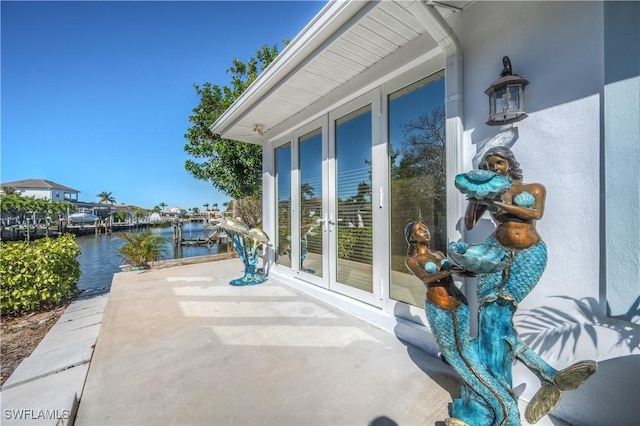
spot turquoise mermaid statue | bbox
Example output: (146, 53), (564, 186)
(405, 147), (596, 426)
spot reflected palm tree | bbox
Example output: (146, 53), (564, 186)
(301, 182), (315, 200)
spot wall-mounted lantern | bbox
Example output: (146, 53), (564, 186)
(485, 56), (529, 126)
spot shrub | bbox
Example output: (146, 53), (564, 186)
(117, 231), (169, 267)
(0, 234), (81, 315)
(337, 227), (372, 263)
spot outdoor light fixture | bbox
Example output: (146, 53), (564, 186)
(253, 124), (265, 136)
(485, 56), (529, 126)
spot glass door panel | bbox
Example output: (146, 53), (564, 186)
(275, 143), (291, 267)
(334, 105), (373, 294)
(388, 71), (446, 307)
(299, 128), (323, 277)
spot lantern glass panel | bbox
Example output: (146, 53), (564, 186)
(489, 92), (495, 116)
(508, 86), (521, 111)
(495, 87), (506, 114)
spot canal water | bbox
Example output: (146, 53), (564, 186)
(75, 222), (224, 296)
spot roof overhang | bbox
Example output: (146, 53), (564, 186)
(210, 0), (471, 145)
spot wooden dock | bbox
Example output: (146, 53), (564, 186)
(0, 222), (155, 242)
(171, 220), (228, 247)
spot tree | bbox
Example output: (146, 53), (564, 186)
(1, 186), (18, 195)
(0, 193), (74, 227)
(184, 42), (288, 200)
(159, 202), (167, 211)
(234, 197), (262, 229)
(0, 193), (24, 218)
(97, 191), (116, 204)
(113, 210), (127, 222)
(203, 203), (209, 211)
(131, 207), (146, 220)
(390, 106), (447, 254)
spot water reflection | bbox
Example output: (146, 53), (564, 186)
(75, 222), (224, 295)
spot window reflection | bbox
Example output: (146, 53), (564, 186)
(335, 105), (373, 292)
(275, 143), (291, 267)
(299, 129), (323, 276)
(389, 71), (446, 306)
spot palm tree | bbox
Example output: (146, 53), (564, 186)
(203, 203), (209, 211)
(118, 231), (169, 268)
(159, 202), (167, 211)
(212, 203), (219, 211)
(97, 191), (116, 204)
(1, 186), (18, 195)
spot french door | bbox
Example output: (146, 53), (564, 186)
(294, 91), (382, 306)
(277, 66), (447, 314)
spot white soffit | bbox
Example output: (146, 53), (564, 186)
(210, 0), (470, 145)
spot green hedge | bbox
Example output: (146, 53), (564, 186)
(337, 227), (372, 263)
(1, 234), (81, 315)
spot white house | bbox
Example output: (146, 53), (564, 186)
(211, 1), (639, 424)
(1, 178), (80, 202)
(164, 207), (187, 218)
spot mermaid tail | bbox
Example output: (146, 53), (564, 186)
(427, 232), (595, 425)
(524, 360), (597, 424)
(524, 384), (562, 424)
(425, 302), (521, 426)
(514, 337), (557, 383)
(475, 240), (549, 402)
(477, 239), (547, 305)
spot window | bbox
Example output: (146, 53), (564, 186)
(335, 105), (373, 292)
(299, 128), (323, 276)
(388, 71), (446, 307)
(275, 143), (292, 267)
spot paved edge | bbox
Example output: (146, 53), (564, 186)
(0, 293), (108, 426)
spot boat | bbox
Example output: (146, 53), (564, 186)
(68, 208), (100, 224)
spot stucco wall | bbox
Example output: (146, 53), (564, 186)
(460, 2), (639, 424)
(20, 189), (53, 200)
(603, 1), (640, 322)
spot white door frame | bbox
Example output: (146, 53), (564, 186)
(327, 89), (382, 307)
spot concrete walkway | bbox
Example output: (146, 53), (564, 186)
(1, 292), (109, 425)
(2, 257), (569, 425)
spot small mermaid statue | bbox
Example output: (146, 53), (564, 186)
(406, 220), (521, 426)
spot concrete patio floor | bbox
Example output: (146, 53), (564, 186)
(74, 258), (461, 425)
(1, 255), (567, 426)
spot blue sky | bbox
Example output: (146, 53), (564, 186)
(1, 0), (325, 210)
